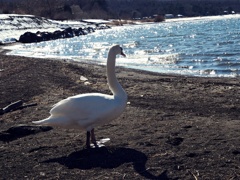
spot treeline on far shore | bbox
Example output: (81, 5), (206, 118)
(0, 0), (240, 20)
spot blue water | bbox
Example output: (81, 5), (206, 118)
(7, 15), (240, 77)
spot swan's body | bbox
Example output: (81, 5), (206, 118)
(38, 93), (127, 130)
(33, 45), (127, 147)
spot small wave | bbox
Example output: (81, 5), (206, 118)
(123, 41), (139, 48)
(147, 53), (179, 65)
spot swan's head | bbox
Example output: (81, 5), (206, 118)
(111, 45), (126, 57)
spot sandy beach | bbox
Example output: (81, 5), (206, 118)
(0, 50), (240, 179)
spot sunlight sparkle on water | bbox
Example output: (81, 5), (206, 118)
(5, 15), (240, 77)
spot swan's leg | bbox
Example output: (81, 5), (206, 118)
(91, 128), (97, 146)
(86, 131), (91, 148)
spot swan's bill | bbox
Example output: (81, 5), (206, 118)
(121, 52), (126, 57)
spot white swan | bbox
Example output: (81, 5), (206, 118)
(33, 45), (127, 148)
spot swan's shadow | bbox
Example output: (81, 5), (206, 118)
(43, 147), (168, 179)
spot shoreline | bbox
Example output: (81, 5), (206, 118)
(1, 52), (240, 179)
(1, 13), (240, 40)
(2, 43), (240, 79)
(2, 46), (240, 79)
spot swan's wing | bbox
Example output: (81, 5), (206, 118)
(49, 93), (115, 120)
(37, 93), (125, 130)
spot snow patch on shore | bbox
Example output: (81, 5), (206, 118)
(0, 14), (109, 44)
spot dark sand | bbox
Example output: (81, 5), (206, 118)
(0, 50), (240, 179)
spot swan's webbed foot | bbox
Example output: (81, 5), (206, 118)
(85, 129), (110, 149)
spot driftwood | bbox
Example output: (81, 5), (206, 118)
(3, 100), (23, 113)
(0, 100), (37, 115)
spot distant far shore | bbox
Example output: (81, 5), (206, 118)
(114, 13), (240, 26)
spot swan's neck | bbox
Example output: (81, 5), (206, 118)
(107, 51), (127, 99)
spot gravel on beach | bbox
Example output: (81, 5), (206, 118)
(1, 51), (240, 179)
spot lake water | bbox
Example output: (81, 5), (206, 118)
(6, 15), (240, 77)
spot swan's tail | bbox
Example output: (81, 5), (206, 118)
(32, 116), (68, 127)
